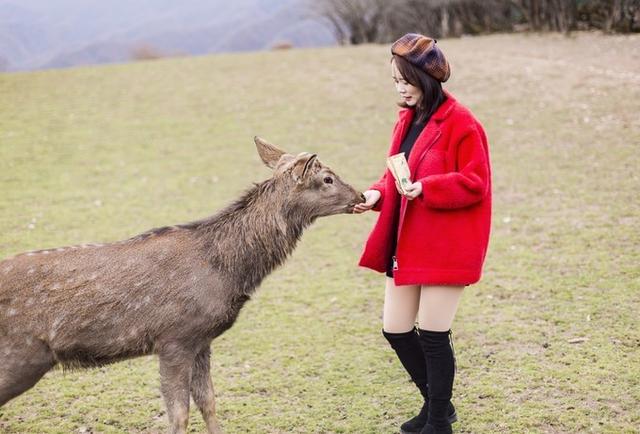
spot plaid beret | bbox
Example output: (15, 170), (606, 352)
(391, 33), (450, 82)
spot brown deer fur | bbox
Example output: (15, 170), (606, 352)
(0, 137), (364, 434)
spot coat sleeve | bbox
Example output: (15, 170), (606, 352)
(416, 124), (489, 209)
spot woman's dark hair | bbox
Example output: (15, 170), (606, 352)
(392, 54), (446, 124)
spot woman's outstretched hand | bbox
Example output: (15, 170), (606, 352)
(353, 190), (381, 214)
(403, 181), (422, 200)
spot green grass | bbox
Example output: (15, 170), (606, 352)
(1, 32), (639, 433)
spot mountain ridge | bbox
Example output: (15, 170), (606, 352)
(0, 0), (336, 71)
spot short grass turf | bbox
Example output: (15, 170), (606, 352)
(0, 32), (639, 433)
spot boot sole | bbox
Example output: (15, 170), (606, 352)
(399, 411), (457, 434)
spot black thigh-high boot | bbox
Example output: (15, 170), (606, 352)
(382, 329), (458, 433)
(382, 328), (430, 433)
(418, 329), (456, 434)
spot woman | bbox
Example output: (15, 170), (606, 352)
(354, 33), (492, 434)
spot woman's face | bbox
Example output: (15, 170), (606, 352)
(391, 59), (423, 107)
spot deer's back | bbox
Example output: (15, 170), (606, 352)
(0, 231), (241, 366)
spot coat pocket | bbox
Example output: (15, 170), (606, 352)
(415, 149), (447, 178)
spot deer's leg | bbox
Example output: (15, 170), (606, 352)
(0, 335), (55, 406)
(190, 346), (222, 434)
(158, 344), (195, 434)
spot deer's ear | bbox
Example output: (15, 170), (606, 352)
(254, 136), (286, 169)
(291, 152), (318, 182)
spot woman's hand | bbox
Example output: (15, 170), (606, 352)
(403, 181), (422, 200)
(353, 190), (381, 214)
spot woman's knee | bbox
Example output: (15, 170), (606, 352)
(382, 279), (420, 333)
(382, 320), (417, 334)
(383, 306), (418, 333)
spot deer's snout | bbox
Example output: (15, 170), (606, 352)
(344, 191), (366, 214)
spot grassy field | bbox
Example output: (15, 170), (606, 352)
(1, 32), (639, 433)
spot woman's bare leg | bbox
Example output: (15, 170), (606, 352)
(417, 285), (464, 429)
(417, 285), (464, 331)
(382, 277), (421, 333)
(381, 276), (429, 431)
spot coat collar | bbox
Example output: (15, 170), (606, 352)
(391, 90), (456, 172)
(432, 90), (457, 122)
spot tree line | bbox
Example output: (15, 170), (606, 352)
(312, 0), (639, 44)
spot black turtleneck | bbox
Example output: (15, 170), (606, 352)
(399, 115), (428, 160)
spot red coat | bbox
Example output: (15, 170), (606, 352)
(359, 92), (492, 285)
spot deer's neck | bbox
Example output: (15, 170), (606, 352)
(196, 181), (313, 295)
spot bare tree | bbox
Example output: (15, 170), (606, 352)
(312, 0), (518, 43)
(581, 0), (640, 32)
(509, 0), (577, 32)
(311, 0), (393, 44)
(310, 0), (638, 44)
(510, 0), (639, 33)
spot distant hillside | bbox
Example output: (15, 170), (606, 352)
(0, 0), (335, 71)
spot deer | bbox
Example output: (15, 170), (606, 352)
(0, 137), (365, 434)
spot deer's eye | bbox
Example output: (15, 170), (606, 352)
(323, 176), (333, 185)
